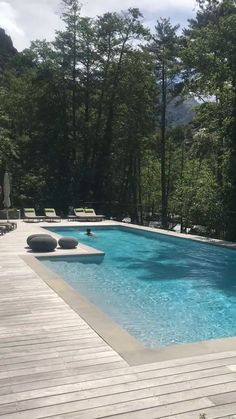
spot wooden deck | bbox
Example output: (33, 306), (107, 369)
(0, 221), (236, 418)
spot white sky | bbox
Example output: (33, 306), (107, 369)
(0, 0), (197, 51)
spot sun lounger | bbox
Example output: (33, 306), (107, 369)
(0, 222), (17, 231)
(44, 208), (61, 222)
(83, 208), (105, 221)
(23, 208), (46, 222)
(67, 208), (105, 222)
(67, 208), (84, 221)
(74, 208), (86, 217)
(0, 225), (7, 235)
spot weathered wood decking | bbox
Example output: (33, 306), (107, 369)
(0, 221), (236, 418)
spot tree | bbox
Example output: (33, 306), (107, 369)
(92, 8), (149, 202)
(182, 0), (236, 239)
(0, 88), (18, 173)
(112, 49), (156, 222)
(171, 158), (224, 233)
(53, 0), (82, 199)
(148, 18), (182, 227)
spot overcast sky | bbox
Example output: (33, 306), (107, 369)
(0, 0), (197, 51)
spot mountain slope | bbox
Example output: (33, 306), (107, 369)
(0, 28), (17, 70)
(167, 96), (199, 126)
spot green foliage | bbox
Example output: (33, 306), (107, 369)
(0, 1), (236, 239)
(182, 0), (236, 238)
(0, 88), (18, 169)
(141, 150), (161, 213)
(171, 159), (224, 229)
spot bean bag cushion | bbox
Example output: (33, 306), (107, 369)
(58, 237), (78, 249)
(29, 236), (57, 252)
(27, 233), (51, 246)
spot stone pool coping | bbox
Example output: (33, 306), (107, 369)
(22, 221), (236, 366)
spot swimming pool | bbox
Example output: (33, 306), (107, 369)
(41, 226), (236, 348)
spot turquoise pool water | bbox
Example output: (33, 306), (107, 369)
(41, 226), (236, 348)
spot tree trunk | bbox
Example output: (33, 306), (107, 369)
(137, 155), (143, 225)
(72, 9), (77, 154)
(160, 61), (168, 228)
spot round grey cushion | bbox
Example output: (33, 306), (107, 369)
(58, 237), (78, 249)
(27, 234), (51, 246)
(29, 236), (57, 252)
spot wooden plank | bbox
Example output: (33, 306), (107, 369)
(0, 333), (99, 349)
(9, 373), (138, 395)
(0, 338), (105, 354)
(0, 343), (110, 358)
(0, 342), (107, 360)
(0, 397), (214, 419)
(209, 390), (236, 405)
(136, 356), (236, 380)
(75, 398), (213, 419)
(0, 371), (234, 407)
(0, 378), (236, 417)
(0, 351), (118, 372)
(129, 352), (236, 374)
(0, 325), (89, 337)
(0, 346), (112, 364)
(0, 357), (124, 380)
(0, 364), (130, 389)
(0, 386), (12, 397)
(9, 365), (229, 394)
(163, 402), (236, 419)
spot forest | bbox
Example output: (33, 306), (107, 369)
(0, 0), (235, 239)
